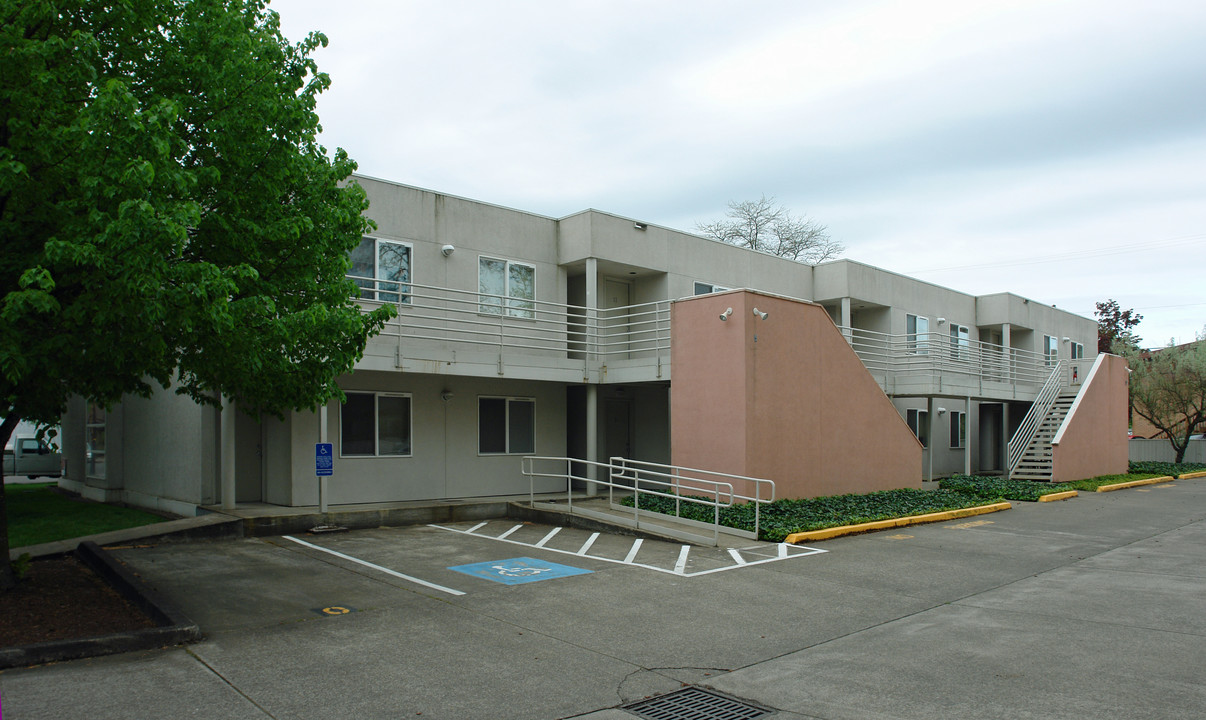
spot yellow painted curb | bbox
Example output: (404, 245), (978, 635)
(1096, 476), (1175, 492)
(783, 502), (1012, 544)
(1177, 471), (1206, 479)
(1038, 490), (1079, 502)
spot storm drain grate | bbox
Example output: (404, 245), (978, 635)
(623, 686), (771, 720)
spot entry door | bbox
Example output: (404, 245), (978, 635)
(601, 278), (631, 360)
(235, 411), (263, 503)
(978, 404), (1003, 473)
(605, 399), (632, 483)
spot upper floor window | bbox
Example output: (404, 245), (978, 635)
(350, 237), (411, 304)
(1071, 341), (1084, 360)
(949, 324), (970, 361)
(906, 314), (930, 354)
(479, 257), (535, 319)
(1044, 335), (1059, 366)
(341, 392), (412, 457)
(694, 281), (729, 295)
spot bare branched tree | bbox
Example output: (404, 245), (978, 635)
(696, 195), (843, 264)
(1121, 329), (1206, 463)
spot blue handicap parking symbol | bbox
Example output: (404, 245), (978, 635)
(448, 557), (591, 585)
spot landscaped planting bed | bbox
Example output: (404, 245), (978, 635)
(938, 475), (1070, 502)
(1128, 461), (1206, 478)
(621, 488), (993, 542)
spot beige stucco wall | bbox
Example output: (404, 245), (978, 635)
(1051, 354), (1130, 482)
(671, 290), (921, 500)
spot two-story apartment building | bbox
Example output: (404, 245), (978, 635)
(57, 176), (1128, 516)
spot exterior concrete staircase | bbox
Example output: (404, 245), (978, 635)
(1010, 389), (1078, 481)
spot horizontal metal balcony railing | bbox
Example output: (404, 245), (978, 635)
(839, 327), (1058, 395)
(351, 275), (672, 367)
(352, 276), (1065, 396)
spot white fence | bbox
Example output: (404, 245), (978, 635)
(1128, 438), (1206, 464)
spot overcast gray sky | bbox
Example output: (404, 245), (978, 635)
(277, 0), (1206, 347)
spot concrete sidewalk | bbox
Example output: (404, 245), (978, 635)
(2, 478), (1204, 719)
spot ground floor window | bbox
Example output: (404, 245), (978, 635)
(86, 402), (106, 479)
(341, 392), (412, 457)
(950, 410), (967, 449)
(478, 397), (535, 454)
(906, 409), (929, 447)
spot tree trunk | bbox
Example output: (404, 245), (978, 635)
(1, 412), (20, 591)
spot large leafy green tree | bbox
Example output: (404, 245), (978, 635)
(0, 0), (394, 588)
(1121, 332), (1206, 463)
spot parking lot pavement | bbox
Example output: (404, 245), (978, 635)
(2, 480), (1205, 719)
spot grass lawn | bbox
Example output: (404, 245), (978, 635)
(4, 483), (169, 548)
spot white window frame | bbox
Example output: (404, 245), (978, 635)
(479, 256), (536, 319)
(693, 281), (730, 296)
(86, 402), (106, 479)
(339, 391), (413, 458)
(949, 324), (970, 361)
(950, 410), (967, 449)
(1044, 335), (1059, 366)
(906, 314), (930, 355)
(477, 396), (536, 455)
(1071, 341), (1084, 360)
(906, 408), (929, 447)
(350, 236), (412, 305)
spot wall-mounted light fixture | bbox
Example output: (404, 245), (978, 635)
(936, 318), (947, 325)
(752, 307), (768, 320)
(441, 244), (455, 257)
(440, 391), (454, 401)
(1062, 337), (1070, 343)
(937, 407), (947, 415)
(634, 222), (647, 231)
(719, 307), (733, 321)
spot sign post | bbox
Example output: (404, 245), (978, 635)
(315, 443), (333, 513)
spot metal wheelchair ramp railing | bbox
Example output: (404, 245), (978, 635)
(521, 456), (775, 546)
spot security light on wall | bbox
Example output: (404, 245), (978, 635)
(937, 407), (947, 415)
(1062, 337), (1070, 343)
(936, 318), (946, 325)
(634, 222), (648, 231)
(440, 391), (454, 401)
(719, 307), (733, 321)
(752, 308), (768, 320)
(441, 244), (455, 257)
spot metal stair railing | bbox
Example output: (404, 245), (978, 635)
(520, 456), (774, 545)
(1007, 360), (1064, 479)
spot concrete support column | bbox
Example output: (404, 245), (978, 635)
(840, 297), (852, 343)
(965, 396), (973, 476)
(1002, 323), (1013, 384)
(221, 395), (236, 511)
(585, 258), (598, 360)
(586, 384), (598, 496)
(926, 397), (935, 481)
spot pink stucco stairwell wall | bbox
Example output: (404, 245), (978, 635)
(1050, 353), (1130, 482)
(670, 290), (921, 500)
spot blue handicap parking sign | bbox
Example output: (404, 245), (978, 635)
(448, 557), (591, 585)
(315, 443), (333, 476)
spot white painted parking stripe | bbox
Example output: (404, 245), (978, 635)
(624, 539), (644, 563)
(283, 536), (466, 596)
(728, 548), (747, 565)
(674, 546), (691, 574)
(428, 524), (829, 577)
(576, 533), (600, 555)
(534, 527), (562, 548)
(497, 524), (524, 540)
(466, 521), (489, 533)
